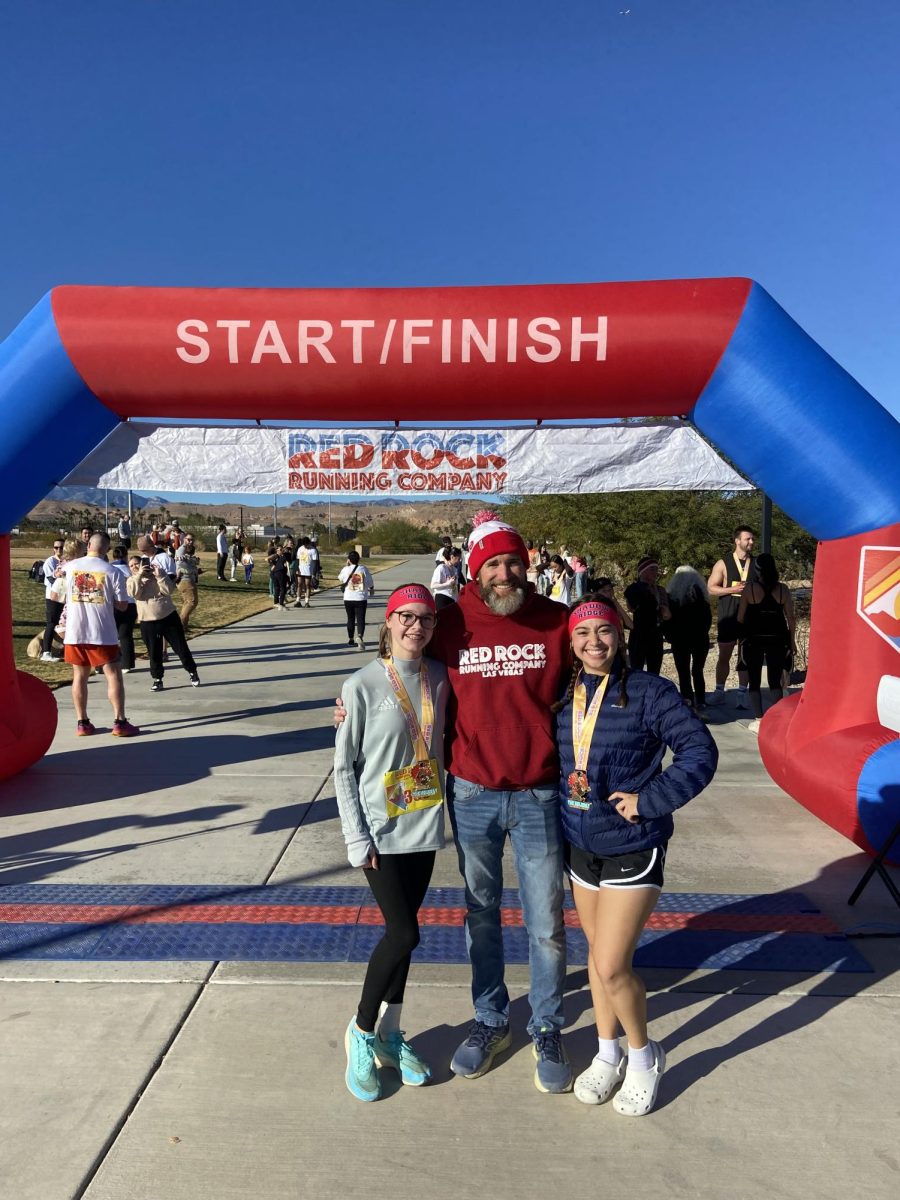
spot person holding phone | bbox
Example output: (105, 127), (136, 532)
(334, 584), (448, 1102)
(127, 555), (200, 691)
(554, 596), (717, 1116)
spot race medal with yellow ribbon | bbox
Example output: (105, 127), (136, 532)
(733, 552), (750, 583)
(381, 659), (444, 819)
(567, 672), (610, 811)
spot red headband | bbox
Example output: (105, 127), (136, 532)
(385, 584), (437, 618)
(568, 600), (622, 635)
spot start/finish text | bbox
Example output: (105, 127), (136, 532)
(175, 315), (608, 366)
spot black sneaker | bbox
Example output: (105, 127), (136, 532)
(189, 674), (200, 687)
(450, 1021), (512, 1079)
(151, 679), (163, 692)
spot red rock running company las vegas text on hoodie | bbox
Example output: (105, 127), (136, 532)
(429, 584), (569, 790)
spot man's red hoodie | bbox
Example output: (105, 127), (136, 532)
(429, 583), (569, 790)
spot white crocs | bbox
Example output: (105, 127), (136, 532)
(574, 1053), (627, 1105)
(612, 1041), (666, 1116)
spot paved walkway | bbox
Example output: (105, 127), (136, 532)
(1, 557), (898, 1200)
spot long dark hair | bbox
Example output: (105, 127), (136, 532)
(551, 593), (629, 712)
(756, 552), (780, 590)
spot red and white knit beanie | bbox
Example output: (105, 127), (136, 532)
(466, 511), (529, 581)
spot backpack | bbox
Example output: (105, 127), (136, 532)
(28, 560), (45, 583)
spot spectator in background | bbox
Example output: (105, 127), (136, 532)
(110, 545), (137, 673)
(116, 513), (132, 549)
(592, 578), (633, 632)
(62, 532), (137, 737)
(215, 524), (229, 581)
(269, 546), (289, 609)
(548, 555), (573, 606)
(241, 545), (254, 584)
(79, 526), (93, 547)
(127, 554), (200, 691)
(230, 529), (243, 581)
(339, 550), (374, 648)
(666, 566), (713, 710)
(294, 537), (314, 607)
(430, 546), (458, 610)
(737, 553), (796, 732)
(175, 534), (204, 633)
(625, 557), (670, 675)
(310, 536), (322, 591)
(39, 535), (67, 661)
(570, 555), (589, 600)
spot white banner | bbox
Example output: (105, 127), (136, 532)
(61, 421), (751, 495)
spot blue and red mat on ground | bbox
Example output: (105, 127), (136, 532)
(0, 885), (872, 972)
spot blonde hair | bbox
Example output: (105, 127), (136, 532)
(62, 538), (83, 560)
(378, 624), (392, 658)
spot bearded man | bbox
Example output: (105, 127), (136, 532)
(427, 515), (572, 1092)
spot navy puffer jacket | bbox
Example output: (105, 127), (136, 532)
(557, 666), (718, 857)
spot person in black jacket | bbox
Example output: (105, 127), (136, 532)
(665, 566), (713, 710)
(553, 595), (717, 1117)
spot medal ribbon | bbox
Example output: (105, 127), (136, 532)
(382, 660), (434, 761)
(572, 672), (610, 772)
(732, 552), (750, 583)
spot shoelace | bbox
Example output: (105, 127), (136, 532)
(534, 1030), (563, 1062)
(352, 1030), (375, 1072)
(466, 1021), (504, 1050)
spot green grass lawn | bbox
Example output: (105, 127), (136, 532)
(9, 548), (403, 688)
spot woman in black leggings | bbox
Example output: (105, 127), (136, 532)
(334, 584), (449, 1102)
(737, 553), (796, 729)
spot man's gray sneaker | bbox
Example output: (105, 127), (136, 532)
(532, 1028), (573, 1094)
(450, 1020), (511, 1079)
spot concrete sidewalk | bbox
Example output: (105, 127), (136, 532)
(1, 557), (898, 1200)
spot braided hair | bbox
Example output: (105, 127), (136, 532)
(551, 593), (630, 713)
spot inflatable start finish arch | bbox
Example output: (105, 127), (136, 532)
(2, 278), (899, 860)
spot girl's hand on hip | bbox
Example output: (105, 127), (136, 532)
(609, 791), (640, 823)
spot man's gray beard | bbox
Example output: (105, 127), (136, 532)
(480, 583), (526, 615)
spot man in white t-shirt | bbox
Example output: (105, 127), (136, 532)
(215, 525), (229, 580)
(63, 532), (138, 738)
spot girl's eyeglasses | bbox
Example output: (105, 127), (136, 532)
(394, 610), (436, 629)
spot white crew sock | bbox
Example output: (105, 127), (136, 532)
(378, 1002), (402, 1037)
(627, 1042), (655, 1072)
(597, 1036), (622, 1065)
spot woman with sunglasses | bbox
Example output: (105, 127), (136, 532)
(334, 584), (449, 1102)
(554, 596), (717, 1116)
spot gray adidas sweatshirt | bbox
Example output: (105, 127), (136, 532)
(334, 655), (448, 867)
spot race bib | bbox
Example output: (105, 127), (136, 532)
(384, 758), (444, 818)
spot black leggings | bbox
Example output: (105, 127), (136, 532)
(42, 598), (64, 653)
(671, 635), (709, 706)
(271, 573), (287, 605)
(140, 611), (197, 681)
(345, 601), (367, 639)
(357, 850), (436, 1032)
(628, 631), (664, 675)
(742, 636), (786, 718)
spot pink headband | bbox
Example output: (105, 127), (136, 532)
(568, 600), (622, 635)
(385, 584), (437, 618)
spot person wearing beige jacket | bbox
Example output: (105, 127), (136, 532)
(126, 555), (200, 692)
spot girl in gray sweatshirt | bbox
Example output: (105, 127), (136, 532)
(334, 583), (448, 1103)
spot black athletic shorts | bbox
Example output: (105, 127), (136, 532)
(565, 841), (667, 891)
(717, 615), (740, 644)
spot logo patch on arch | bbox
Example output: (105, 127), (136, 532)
(858, 546), (900, 655)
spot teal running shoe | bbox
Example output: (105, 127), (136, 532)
(374, 1030), (432, 1086)
(344, 1019), (381, 1102)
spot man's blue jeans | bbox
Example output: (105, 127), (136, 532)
(448, 774), (566, 1036)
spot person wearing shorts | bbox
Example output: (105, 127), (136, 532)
(61, 532), (139, 737)
(555, 596), (716, 1116)
(707, 526), (759, 705)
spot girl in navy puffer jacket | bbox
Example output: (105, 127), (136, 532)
(555, 596), (717, 1116)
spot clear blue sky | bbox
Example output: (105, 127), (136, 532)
(2, 0), (898, 506)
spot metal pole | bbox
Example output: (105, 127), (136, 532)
(273, 494), (278, 537)
(105, 488), (109, 536)
(761, 492), (772, 554)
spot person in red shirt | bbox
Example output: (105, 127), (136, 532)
(428, 515), (572, 1092)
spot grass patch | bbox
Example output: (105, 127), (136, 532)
(8, 549), (404, 689)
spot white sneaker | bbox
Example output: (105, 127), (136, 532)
(39, 651), (61, 662)
(747, 718), (762, 733)
(355, 635), (365, 651)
